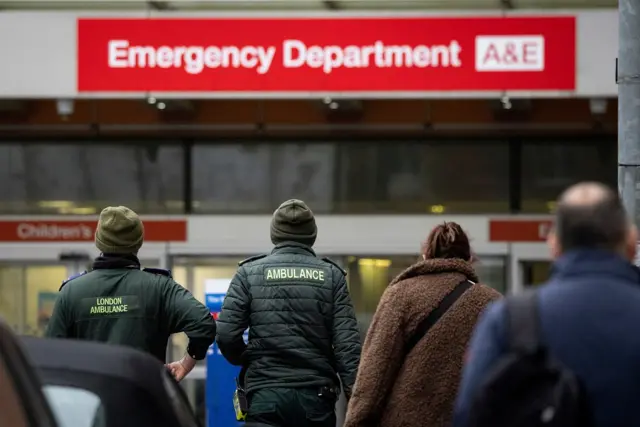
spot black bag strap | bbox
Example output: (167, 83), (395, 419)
(405, 279), (473, 355)
(506, 290), (542, 353)
(237, 365), (248, 390)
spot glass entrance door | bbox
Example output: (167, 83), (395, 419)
(167, 256), (243, 423)
(521, 261), (552, 287)
(0, 265), (25, 333)
(0, 263), (68, 336)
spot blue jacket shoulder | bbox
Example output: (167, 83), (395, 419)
(59, 271), (88, 291)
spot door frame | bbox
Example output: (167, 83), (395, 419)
(509, 243), (552, 294)
(165, 255), (245, 361)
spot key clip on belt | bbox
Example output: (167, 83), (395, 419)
(234, 377), (248, 421)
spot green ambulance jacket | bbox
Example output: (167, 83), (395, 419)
(45, 267), (216, 362)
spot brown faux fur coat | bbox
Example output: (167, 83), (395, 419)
(344, 258), (502, 427)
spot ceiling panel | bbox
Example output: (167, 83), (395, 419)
(334, 0), (616, 9)
(168, 0), (327, 11)
(0, 0), (618, 10)
(0, 0), (327, 10)
(513, 0), (616, 7)
(335, 0), (500, 9)
(0, 0), (147, 10)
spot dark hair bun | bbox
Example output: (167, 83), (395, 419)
(422, 221), (472, 261)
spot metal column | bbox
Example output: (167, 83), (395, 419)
(618, 0), (640, 228)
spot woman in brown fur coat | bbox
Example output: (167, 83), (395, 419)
(344, 222), (502, 427)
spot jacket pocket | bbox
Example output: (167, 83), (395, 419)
(247, 400), (279, 425)
(306, 411), (334, 425)
(249, 401), (277, 416)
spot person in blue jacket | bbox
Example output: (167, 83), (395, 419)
(453, 182), (640, 427)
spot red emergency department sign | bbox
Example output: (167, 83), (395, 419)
(77, 16), (576, 93)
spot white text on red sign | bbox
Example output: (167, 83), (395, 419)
(16, 223), (93, 240)
(538, 222), (552, 239)
(108, 39), (465, 75)
(475, 35), (545, 72)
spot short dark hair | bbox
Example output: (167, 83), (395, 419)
(555, 185), (628, 252)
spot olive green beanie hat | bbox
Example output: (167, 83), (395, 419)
(95, 206), (144, 254)
(270, 199), (317, 247)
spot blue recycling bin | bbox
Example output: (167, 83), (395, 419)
(205, 288), (247, 427)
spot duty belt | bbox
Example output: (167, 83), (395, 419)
(318, 386), (339, 400)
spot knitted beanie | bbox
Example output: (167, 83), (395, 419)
(270, 199), (317, 247)
(95, 206), (144, 254)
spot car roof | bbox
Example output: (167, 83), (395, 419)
(20, 337), (166, 390)
(20, 337), (196, 427)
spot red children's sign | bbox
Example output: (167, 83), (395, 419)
(77, 16), (576, 93)
(0, 220), (187, 242)
(489, 220), (553, 242)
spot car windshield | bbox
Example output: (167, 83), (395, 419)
(42, 385), (105, 427)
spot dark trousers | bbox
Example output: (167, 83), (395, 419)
(246, 388), (336, 427)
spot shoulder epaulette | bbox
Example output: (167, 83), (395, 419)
(322, 257), (347, 276)
(238, 254), (268, 266)
(142, 267), (173, 278)
(59, 270), (88, 291)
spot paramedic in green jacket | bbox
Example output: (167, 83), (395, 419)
(217, 199), (362, 427)
(46, 206), (216, 382)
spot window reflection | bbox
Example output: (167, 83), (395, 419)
(0, 138), (619, 215)
(43, 385), (104, 427)
(192, 140), (509, 214)
(0, 143), (184, 214)
(192, 143), (335, 213)
(336, 141), (510, 213)
(521, 140), (616, 213)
